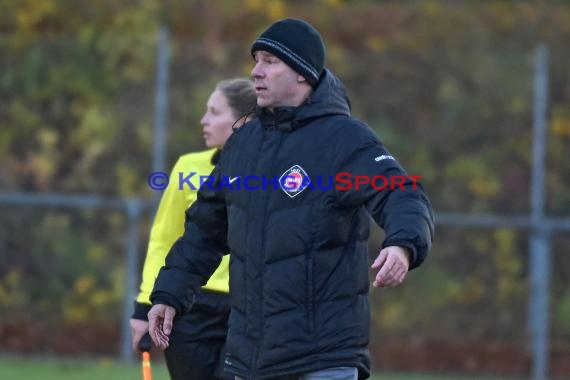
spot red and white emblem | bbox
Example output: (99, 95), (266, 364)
(279, 165), (310, 198)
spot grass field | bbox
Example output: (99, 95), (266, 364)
(0, 357), (520, 380)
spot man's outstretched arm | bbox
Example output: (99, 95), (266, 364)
(148, 165), (229, 348)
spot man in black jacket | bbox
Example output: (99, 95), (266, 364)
(148, 18), (434, 380)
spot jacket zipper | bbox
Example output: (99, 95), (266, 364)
(253, 128), (285, 376)
(307, 253), (315, 333)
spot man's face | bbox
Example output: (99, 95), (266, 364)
(251, 51), (306, 110)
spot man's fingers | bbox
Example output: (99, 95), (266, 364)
(149, 321), (169, 350)
(162, 306), (176, 335)
(148, 320), (161, 348)
(380, 267), (407, 288)
(154, 328), (170, 350)
(147, 305), (176, 350)
(373, 252), (408, 287)
(376, 254), (396, 282)
(371, 248), (388, 269)
(148, 309), (160, 336)
(148, 306), (166, 349)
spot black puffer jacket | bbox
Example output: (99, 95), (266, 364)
(151, 70), (434, 379)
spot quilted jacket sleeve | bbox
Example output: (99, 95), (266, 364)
(334, 130), (434, 269)
(150, 163), (229, 313)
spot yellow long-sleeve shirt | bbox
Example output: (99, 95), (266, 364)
(136, 148), (229, 306)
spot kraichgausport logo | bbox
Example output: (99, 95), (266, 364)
(147, 172), (422, 192)
(279, 165), (311, 198)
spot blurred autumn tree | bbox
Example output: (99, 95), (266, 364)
(1, 0), (569, 375)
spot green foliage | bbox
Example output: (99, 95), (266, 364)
(1, 1), (570, 370)
(0, 208), (129, 325)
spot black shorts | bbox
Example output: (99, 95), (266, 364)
(164, 289), (231, 380)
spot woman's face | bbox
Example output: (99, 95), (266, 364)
(200, 89), (236, 149)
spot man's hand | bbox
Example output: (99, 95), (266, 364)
(148, 304), (176, 350)
(371, 246), (411, 288)
(129, 318), (149, 352)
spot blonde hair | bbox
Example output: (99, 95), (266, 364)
(216, 78), (256, 119)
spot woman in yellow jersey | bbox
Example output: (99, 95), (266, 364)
(130, 78), (256, 380)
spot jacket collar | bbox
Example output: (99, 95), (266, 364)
(255, 69), (351, 133)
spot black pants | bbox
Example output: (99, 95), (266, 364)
(164, 289), (231, 380)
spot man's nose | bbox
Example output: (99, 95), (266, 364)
(251, 62), (263, 78)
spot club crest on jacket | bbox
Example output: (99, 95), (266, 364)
(279, 165), (311, 198)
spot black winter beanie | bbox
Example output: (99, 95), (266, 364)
(251, 18), (326, 88)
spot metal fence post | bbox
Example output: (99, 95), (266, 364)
(152, 25), (171, 206)
(529, 44), (550, 380)
(530, 229), (551, 380)
(120, 198), (143, 362)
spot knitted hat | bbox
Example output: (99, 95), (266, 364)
(251, 18), (326, 88)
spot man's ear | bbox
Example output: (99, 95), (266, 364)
(297, 74), (307, 84)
